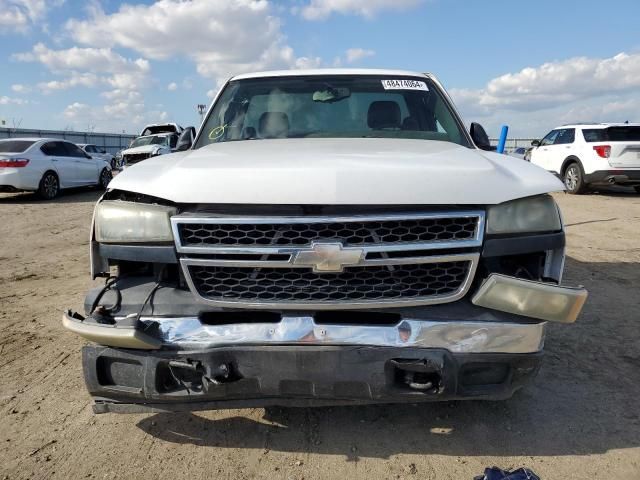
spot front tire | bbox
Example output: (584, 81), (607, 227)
(37, 171), (60, 199)
(563, 162), (586, 194)
(98, 168), (112, 190)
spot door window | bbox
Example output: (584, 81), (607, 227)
(540, 130), (560, 146)
(554, 128), (575, 145)
(62, 142), (89, 158)
(40, 142), (68, 156)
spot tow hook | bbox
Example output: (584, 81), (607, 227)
(389, 358), (444, 394)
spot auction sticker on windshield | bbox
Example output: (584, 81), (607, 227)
(381, 79), (429, 91)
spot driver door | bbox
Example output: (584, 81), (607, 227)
(64, 142), (99, 184)
(530, 129), (560, 171)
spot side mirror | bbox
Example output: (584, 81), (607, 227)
(470, 122), (492, 151)
(531, 139), (540, 147)
(176, 126), (196, 151)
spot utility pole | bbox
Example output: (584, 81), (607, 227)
(197, 104), (207, 124)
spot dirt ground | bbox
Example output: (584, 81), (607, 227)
(0, 187), (639, 480)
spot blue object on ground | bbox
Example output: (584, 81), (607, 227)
(496, 125), (509, 154)
(474, 466), (541, 480)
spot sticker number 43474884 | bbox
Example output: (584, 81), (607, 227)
(381, 79), (429, 91)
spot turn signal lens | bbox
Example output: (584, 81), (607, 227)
(0, 158), (30, 167)
(593, 145), (611, 158)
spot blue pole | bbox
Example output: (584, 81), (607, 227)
(497, 125), (509, 153)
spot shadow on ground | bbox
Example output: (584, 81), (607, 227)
(136, 257), (640, 458)
(0, 188), (102, 204)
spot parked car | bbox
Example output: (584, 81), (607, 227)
(63, 69), (587, 413)
(119, 132), (179, 167)
(530, 123), (640, 194)
(508, 147), (527, 159)
(0, 138), (112, 199)
(77, 144), (117, 169)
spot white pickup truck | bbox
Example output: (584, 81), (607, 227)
(64, 69), (587, 413)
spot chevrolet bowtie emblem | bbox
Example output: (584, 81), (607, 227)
(292, 242), (364, 273)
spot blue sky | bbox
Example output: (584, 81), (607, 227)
(1, 0), (640, 137)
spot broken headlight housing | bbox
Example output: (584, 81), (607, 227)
(94, 200), (177, 243)
(486, 195), (561, 235)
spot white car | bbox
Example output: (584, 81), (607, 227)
(119, 133), (179, 167)
(530, 123), (640, 194)
(64, 69), (587, 413)
(0, 138), (112, 199)
(77, 144), (116, 169)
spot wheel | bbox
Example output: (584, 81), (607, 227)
(37, 171), (59, 199)
(563, 162), (586, 194)
(98, 168), (112, 190)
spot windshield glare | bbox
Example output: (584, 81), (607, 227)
(195, 75), (469, 149)
(130, 136), (167, 148)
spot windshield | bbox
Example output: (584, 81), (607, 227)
(195, 75), (470, 149)
(129, 135), (168, 148)
(0, 140), (35, 153)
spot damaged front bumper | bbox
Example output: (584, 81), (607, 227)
(63, 273), (587, 412)
(83, 345), (543, 413)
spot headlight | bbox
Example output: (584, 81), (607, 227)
(94, 200), (177, 243)
(486, 195), (561, 235)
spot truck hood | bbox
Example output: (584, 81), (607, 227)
(109, 138), (564, 205)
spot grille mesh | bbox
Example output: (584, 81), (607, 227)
(189, 261), (471, 303)
(179, 217), (478, 248)
(124, 153), (151, 165)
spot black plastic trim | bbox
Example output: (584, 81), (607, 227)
(482, 232), (565, 257)
(584, 169), (640, 184)
(83, 345), (543, 412)
(98, 244), (177, 264)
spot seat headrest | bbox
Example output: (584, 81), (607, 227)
(258, 112), (289, 138)
(367, 101), (401, 129)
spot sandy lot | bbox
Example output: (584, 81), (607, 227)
(0, 187), (639, 479)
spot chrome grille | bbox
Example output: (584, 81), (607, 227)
(179, 217), (478, 247)
(172, 211), (484, 309)
(189, 261), (471, 303)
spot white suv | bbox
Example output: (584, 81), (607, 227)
(530, 123), (640, 194)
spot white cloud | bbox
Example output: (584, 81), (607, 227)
(167, 82), (178, 91)
(345, 48), (375, 63)
(65, 0), (316, 82)
(0, 95), (28, 105)
(14, 42), (160, 132)
(449, 52), (640, 137)
(451, 52), (640, 114)
(14, 43), (151, 99)
(0, 0), (62, 32)
(300, 0), (422, 20)
(14, 43), (149, 76)
(11, 83), (31, 93)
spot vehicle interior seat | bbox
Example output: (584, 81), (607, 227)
(368, 101), (401, 130)
(258, 112), (290, 138)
